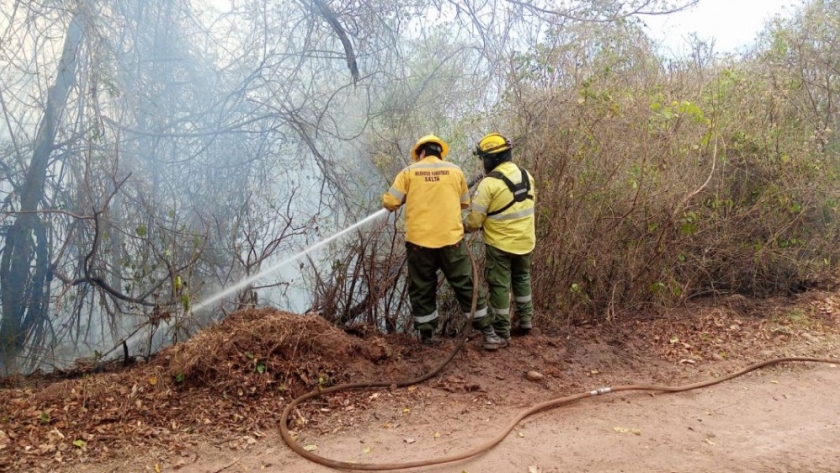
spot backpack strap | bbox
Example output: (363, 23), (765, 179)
(486, 168), (533, 216)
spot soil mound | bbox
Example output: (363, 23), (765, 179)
(168, 308), (386, 393)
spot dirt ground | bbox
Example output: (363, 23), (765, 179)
(3, 292), (840, 473)
(119, 365), (840, 473)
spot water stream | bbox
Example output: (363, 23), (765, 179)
(191, 208), (389, 313)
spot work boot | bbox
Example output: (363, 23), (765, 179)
(420, 329), (434, 346)
(519, 319), (532, 335)
(482, 326), (507, 351)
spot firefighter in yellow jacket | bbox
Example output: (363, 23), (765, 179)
(383, 135), (504, 350)
(464, 133), (536, 342)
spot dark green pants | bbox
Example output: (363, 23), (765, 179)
(406, 240), (490, 331)
(485, 244), (533, 337)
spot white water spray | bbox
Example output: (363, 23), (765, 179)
(192, 208), (389, 313)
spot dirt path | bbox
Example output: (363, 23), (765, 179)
(9, 296), (840, 473)
(105, 363), (840, 473)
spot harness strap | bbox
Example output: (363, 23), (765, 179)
(486, 168), (533, 217)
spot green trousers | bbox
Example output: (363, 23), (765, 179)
(406, 240), (490, 331)
(485, 244), (533, 337)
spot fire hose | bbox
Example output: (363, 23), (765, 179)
(279, 217), (838, 470)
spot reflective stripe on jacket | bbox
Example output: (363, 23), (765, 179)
(464, 162), (536, 254)
(383, 156), (470, 248)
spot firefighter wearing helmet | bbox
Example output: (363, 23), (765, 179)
(383, 135), (504, 350)
(464, 133), (537, 342)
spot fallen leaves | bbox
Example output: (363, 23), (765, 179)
(0, 311), (403, 470)
(302, 444), (318, 452)
(48, 428), (66, 442)
(35, 443), (56, 455)
(654, 311), (778, 363)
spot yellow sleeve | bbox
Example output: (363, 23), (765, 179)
(383, 168), (409, 211)
(464, 179), (492, 232)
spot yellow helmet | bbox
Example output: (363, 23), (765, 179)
(410, 135), (449, 161)
(474, 132), (512, 157)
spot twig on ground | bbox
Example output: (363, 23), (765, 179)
(212, 457), (240, 473)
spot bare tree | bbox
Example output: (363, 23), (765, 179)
(0, 7), (85, 372)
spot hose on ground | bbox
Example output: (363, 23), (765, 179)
(280, 353), (837, 470)
(279, 246), (838, 470)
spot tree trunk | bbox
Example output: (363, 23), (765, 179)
(0, 12), (84, 373)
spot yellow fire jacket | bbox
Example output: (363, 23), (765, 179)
(383, 156), (471, 248)
(464, 162), (536, 255)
